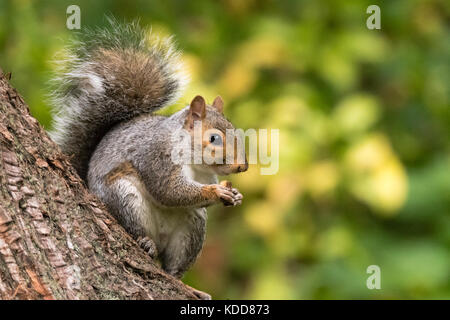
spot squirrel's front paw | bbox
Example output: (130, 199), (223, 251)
(213, 184), (236, 206)
(219, 181), (243, 206)
(138, 236), (158, 259)
(203, 183), (243, 206)
(231, 188), (243, 206)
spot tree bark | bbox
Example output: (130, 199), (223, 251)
(0, 68), (198, 300)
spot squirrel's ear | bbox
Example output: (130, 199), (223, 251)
(189, 95), (206, 120)
(212, 96), (224, 113)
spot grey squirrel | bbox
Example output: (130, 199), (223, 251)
(49, 19), (247, 299)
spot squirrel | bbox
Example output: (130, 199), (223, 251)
(49, 19), (248, 299)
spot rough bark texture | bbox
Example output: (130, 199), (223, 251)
(0, 69), (198, 300)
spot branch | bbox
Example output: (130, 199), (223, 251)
(0, 67), (198, 300)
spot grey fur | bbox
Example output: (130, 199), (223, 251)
(49, 18), (188, 180)
(87, 109), (232, 277)
(49, 20), (246, 279)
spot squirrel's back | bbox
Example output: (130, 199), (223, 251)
(49, 18), (189, 180)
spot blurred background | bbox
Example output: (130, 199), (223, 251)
(0, 0), (449, 299)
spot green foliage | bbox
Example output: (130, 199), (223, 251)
(1, 0), (448, 299)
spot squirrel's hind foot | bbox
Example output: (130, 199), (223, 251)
(192, 288), (212, 300)
(138, 236), (158, 259)
(184, 284), (211, 300)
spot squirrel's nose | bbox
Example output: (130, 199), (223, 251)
(237, 162), (248, 172)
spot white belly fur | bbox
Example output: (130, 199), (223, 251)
(138, 164), (217, 253)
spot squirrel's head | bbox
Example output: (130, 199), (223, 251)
(184, 95), (248, 175)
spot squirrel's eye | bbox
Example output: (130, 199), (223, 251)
(209, 134), (222, 146)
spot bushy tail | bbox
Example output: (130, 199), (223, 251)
(49, 18), (189, 180)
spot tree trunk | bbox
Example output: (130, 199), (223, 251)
(0, 68), (198, 300)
